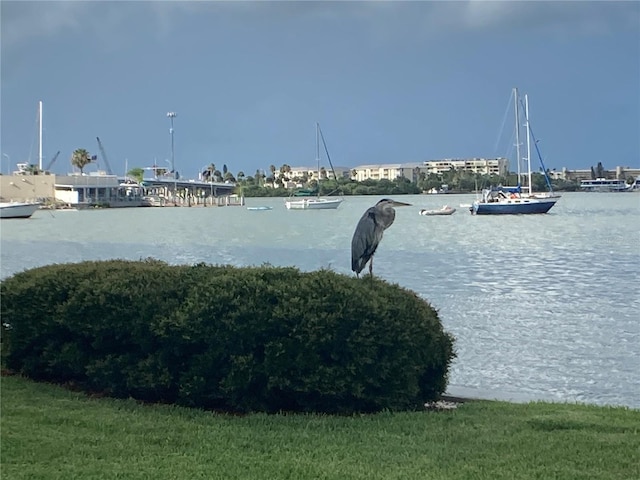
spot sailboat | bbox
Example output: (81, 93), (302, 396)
(285, 123), (344, 210)
(471, 88), (560, 215)
(1, 101), (44, 219)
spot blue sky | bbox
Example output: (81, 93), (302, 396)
(1, 1), (639, 179)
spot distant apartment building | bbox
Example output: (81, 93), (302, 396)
(281, 157), (636, 184)
(350, 157), (509, 182)
(351, 163), (423, 182)
(284, 166), (351, 181)
(422, 158), (509, 176)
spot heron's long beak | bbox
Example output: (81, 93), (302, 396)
(391, 200), (412, 207)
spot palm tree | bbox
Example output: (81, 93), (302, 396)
(127, 167), (144, 183)
(71, 148), (92, 174)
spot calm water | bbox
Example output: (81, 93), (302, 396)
(1, 193), (639, 408)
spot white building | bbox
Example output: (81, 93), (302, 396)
(422, 158), (509, 176)
(283, 166), (351, 181)
(350, 158), (509, 182)
(351, 163), (422, 182)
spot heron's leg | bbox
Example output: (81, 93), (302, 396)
(369, 256), (374, 276)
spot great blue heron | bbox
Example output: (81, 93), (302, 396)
(351, 198), (411, 277)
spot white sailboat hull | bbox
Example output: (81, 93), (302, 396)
(285, 197), (343, 210)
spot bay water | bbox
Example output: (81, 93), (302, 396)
(1, 192), (638, 408)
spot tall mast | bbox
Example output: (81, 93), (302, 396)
(513, 88), (521, 186)
(38, 100), (43, 171)
(525, 94), (533, 196)
(315, 122), (320, 194)
(315, 122), (320, 172)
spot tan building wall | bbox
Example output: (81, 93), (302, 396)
(285, 166), (351, 181)
(351, 158), (508, 182)
(0, 174), (56, 202)
(353, 164), (420, 182)
(423, 158), (509, 176)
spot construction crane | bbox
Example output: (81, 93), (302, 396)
(96, 137), (114, 175)
(44, 151), (61, 171)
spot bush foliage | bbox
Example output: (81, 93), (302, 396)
(1, 260), (455, 413)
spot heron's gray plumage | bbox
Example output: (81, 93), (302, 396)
(351, 198), (411, 276)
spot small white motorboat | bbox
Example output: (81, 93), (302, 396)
(247, 206), (273, 211)
(419, 205), (456, 216)
(0, 201), (40, 219)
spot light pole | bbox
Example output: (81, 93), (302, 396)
(2, 153), (9, 175)
(167, 112), (177, 203)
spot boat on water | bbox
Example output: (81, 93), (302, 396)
(472, 88), (560, 215)
(285, 197), (343, 210)
(247, 206), (273, 211)
(0, 201), (40, 219)
(1, 101), (44, 219)
(285, 123), (344, 210)
(419, 205), (456, 216)
(580, 178), (629, 192)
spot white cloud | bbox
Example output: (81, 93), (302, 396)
(1, 0), (636, 52)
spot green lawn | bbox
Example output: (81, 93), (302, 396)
(2, 375), (638, 480)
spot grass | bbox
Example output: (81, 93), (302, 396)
(1, 375), (639, 480)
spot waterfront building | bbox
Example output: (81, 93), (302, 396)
(548, 166), (640, 182)
(421, 158), (509, 176)
(349, 158), (508, 182)
(351, 163), (423, 183)
(284, 166), (351, 181)
(0, 171), (236, 207)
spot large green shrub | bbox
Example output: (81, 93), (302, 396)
(1, 260), (455, 413)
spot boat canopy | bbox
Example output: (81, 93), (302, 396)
(491, 185), (521, 194)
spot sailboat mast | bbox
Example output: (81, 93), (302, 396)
(513, 88), (521, 187)
(38, 100), (43, 171)
(315, 122), (320, 196)
(316, 122), (320, 173)
(525, 94), (533, 196)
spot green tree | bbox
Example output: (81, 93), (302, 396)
(71, 148), (92, 174)
(127, 167), (144, 183)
